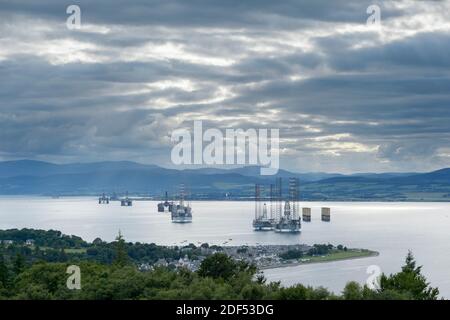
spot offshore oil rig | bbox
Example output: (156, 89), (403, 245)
(120, 192), (133, 207)
(274, 178), (301, 233)
(252, 184), (274, 230)
(171, 185), (192, 223)
(157, 191), (173, 212)
(253, 177), (301, 233)
(98, 193), (109, 204)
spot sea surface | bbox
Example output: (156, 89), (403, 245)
(1, 197), (450, 297)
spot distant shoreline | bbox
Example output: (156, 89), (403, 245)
(0, 195), (449, 202)
(260, 249), (379, 270)
(0, 228), (379, 272)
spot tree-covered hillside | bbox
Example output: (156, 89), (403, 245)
(0, 229), (440, 300)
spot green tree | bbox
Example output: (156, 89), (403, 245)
(58, 248), (68, 262)
(13, 263), (69, 299)
(0, 254), (9, 287)
(343, 281), (363, 300)
(275, 284), (333, 300)
(13, 253), (26, 275)
(378, 251), (439, 300)
(241, 283), (265, 299)
(198, 253), (239, 280)
(113, 231), (129, 267)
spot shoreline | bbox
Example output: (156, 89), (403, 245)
(1, 195), (449, 203)
(260, 249), (379, 270)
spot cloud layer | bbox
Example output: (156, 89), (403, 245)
(1, 0), (449, 172)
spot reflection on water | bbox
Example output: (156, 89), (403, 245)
(1, 197), (450, 297)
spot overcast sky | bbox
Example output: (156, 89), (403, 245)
(0, 0), (449, 173)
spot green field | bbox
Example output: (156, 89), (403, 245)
(63, 248), (87, 254)
(35, 246), (87, 254)
(303, 249), (378, 264)
(265, 249), (379, 270)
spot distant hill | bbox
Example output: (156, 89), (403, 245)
(302, 168), (450, 201)
(183, 166), (343, 182)
(0, 160), (448, 201)
(0, 159), (159, 178)
(389, 168), (450, 184)
(349, 172), (417, 179)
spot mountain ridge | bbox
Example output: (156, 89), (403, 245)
(0, 160), (448, 201)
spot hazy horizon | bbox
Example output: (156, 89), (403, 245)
(1, 158), (447, 175)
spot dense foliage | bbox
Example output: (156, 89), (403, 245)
(0, 229), (202, 265)
(0, 229), (440, 300)
(0, 229), (86, 248)
(0, 251), (439, 300)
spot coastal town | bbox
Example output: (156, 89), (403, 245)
(138, 243), (377, 272)
(0, 230), (376, 273)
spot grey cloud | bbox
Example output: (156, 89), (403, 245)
(0, 0), (397, 27)
(0, 0), (449, 172)
(322, 32), (450, 71)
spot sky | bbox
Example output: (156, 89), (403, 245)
(0, 0), (449, 173)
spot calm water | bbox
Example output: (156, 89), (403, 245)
(1, 197), (450, 297)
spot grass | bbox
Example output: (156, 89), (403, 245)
(303, 249), (378, 264)
(63, 248), (87, 254)
(263, 249), (379, 270)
